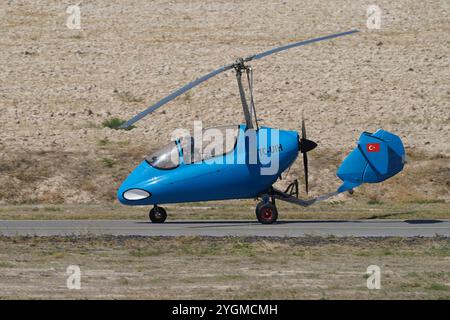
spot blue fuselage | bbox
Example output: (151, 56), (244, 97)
(118, 125), (299, 205)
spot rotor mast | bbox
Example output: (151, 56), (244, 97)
(234, 59), (255, 130)
(233, 58), (260, 130)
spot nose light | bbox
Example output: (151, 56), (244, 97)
(123, 189), (151, 201)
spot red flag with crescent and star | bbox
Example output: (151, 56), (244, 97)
(366, 143), (380, 152)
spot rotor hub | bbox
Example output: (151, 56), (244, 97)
(233, 58), (248, 71)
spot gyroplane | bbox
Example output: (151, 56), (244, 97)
(117, 29), (406, 224)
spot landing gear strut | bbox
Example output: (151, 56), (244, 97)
(149, 205), (167, 223)
(255, 197), (278, 224)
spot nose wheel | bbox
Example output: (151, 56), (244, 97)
(149, 205), (167, 223)
(255, 200), (278, 224)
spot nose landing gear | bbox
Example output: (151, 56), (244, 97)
(149, 205), (167, 223)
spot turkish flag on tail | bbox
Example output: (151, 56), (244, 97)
(366, 143), (380, 152)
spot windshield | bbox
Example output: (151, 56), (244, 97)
(145, 142), (180, 169)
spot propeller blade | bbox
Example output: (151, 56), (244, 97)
(120, 63), (234, 129)
(299, 112), (317, 153)
(299, 113), (317, 195)
(303, 152), (309, 195)
(301, 114), (306, 139)
(244, 29), (359, 62)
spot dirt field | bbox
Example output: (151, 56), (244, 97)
(0, 0), (448, 205)
(0, 236), (449, 299)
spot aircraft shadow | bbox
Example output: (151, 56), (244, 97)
(403, 220), (443, 224)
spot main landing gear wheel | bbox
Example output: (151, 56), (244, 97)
(149, 206), (167, 223)
(255, 201), (278, 224)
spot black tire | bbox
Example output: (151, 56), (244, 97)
(149, 206), (167, 223)
(255, 201), (278, 224)
(255, 201), (263, 216)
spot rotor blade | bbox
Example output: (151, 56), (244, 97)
(120, 63), (234, 129)
(303, 152), (309, 195)
(245, 29), (359, 62)
(121, 29), (359, 129)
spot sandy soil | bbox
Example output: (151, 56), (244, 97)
(0, 0), (449, 204)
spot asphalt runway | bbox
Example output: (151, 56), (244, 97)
(0, 219), (449, 237)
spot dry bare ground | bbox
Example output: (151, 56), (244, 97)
(0, 236), (449, 299)
(0, 0), (448, 207)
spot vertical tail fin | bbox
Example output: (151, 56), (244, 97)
(337, 129), (406, 193)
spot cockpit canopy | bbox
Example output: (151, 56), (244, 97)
(145, 141), (179, 169)
(145, 125), (239, 170)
